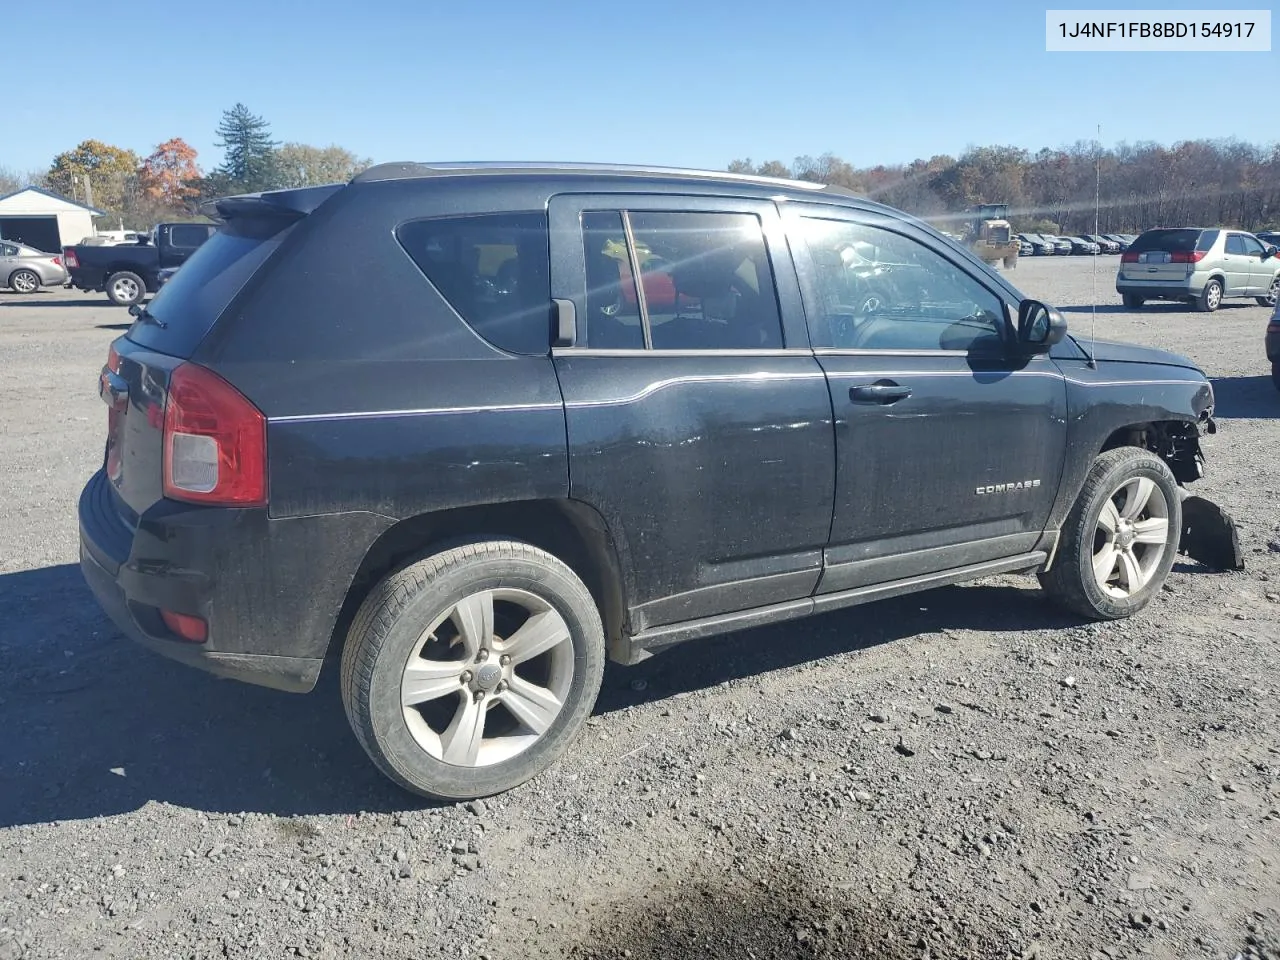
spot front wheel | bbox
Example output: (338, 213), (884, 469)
(1040, 447), (1181, 620)
(1121, 293), (1144, 309)
(1257, 276), (1279, 307)
(340, 540), (606, 800)
(9, 269), (40, 294)
(105, 271), (146, 306)
(1196, 279), (1222, 313)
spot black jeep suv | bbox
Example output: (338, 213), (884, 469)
(79, 162), (1217, 800)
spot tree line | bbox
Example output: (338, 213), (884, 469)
(731, 139), (1280, 234)
(0, 104), (371, 230)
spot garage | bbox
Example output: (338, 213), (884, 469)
(0, 187), (104, 254)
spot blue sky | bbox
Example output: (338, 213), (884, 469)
(4, 0), (1272, 176)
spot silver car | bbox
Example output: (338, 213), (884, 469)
(1116, 228), (1280, 312)
(1, 242), (69, 293)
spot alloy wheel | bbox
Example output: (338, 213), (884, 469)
(1092, 476), (1171, 599)
(399, 588), (574, 767)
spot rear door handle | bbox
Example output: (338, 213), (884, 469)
(849, 382), (912, 405)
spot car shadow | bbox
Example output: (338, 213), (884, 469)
(1209, 375), (1278, 419)
(0, 298), (112, 309)
(95, 323), (132, 330)
(0, 561), (1097, 827)
(1058, 302), (1261, 314)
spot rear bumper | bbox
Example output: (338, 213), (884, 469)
(1115, 277), (1199, 299)
(77, 468), (391, 693)
(79, 539), (322, 692)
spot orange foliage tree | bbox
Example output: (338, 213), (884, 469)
(137, 138), (202, 207)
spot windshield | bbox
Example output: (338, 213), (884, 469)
(126, 218), (294, 358)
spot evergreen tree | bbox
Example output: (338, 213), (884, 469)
(214, 103), (279, 192)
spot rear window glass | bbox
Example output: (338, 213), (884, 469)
(1129, 229), (1206, 254)
(126, 219), (292, 358)
(396, 213), (552, 356)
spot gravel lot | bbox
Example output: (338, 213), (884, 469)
(2, 257), (1278, 960)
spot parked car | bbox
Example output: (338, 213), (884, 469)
(1103, 234), (1132, 252)
(1018, 240), (1034, 257)
(79, 161), (1219, 800)
(1085, 234), (1120, 254)
(1117, 227), (1280, 311)
(1018, 233), (1053, 256)
(1066, 236), (1100, 255)
(64, 222), (216, 305)
(1255, 231), (1280, 247)
(1268, 300), (1280, 390)
(1, 241), (69, 293)
(1047, 236), (1073, 255)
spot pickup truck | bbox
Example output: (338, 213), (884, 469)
(64, 222), (216, 305)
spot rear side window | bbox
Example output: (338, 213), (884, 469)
(128, 219), (293, 358)
(1129, 229), (1206, 254)
(169, 224), (212, 248)
(577, 210), (783, 351)
(397, 213), (552, 356)
(1225, 234), (1246, 255)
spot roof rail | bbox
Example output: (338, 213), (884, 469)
(352, 161), (828, 191)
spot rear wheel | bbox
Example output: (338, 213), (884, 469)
(8, 269), (40, 294)
(1196, 279), (1222, 313)
(1121, 294), (1144, 309)
(341, 540), (606, 800)
(105, 271), (145, 306)
(1040, 447), (1181, 621)
(1257, 276), (1279, 307)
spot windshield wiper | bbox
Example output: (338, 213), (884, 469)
(127, 303), (167, 328)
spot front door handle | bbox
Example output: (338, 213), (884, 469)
(849, 382), (912, 405)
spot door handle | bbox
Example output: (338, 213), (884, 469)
(849, 382), (912, 405)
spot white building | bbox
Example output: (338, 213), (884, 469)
(0, 187), (105, 253)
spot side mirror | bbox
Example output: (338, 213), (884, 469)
(1263, 245), (1276, 261)
(1017, 299), (1067, 353)
(127, 304), (142, 317)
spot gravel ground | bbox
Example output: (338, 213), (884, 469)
(2, 258), (1278, 960)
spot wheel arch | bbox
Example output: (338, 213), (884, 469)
(1098, 418), (1205, 485)
(325, 498), (630, 667)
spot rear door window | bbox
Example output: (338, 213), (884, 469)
(1225, 234), (1246, 255)
(396, 213), (552, 356)
(127, 220), (293, 358)
(169, 224), (212, 249)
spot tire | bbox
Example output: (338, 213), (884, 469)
(8, 269), (40, 294)
(1121, 294), (1144, 309)
(1004, 256), (1017, 269)
(1196, 278), (1222, 313)
(105, 271), (146, 306)
(340, 540), (606, 801)
(1257, 275), (1279, 307)
(1039, 447), (1182, 621)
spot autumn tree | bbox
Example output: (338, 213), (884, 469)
(214, 103), (278, 192)
(138, 138), (201, 208)
(46, 139), (140, 213)
(274, 143), (371, 188)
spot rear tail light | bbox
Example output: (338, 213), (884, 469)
(52, 256), (62, 266)
(1121, 251), (1139, 263)
(160, 609), (207, 643)
(162, 363), (267, 507)
(1170, 251), (1206, 263)
(63, 248), (78, 269)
